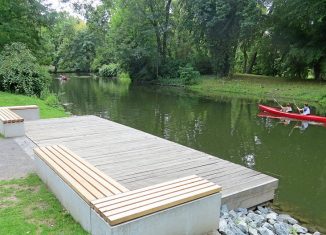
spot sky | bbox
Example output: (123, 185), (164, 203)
(43, 0), (101, 18)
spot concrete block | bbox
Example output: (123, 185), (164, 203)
(34, 156), (92, 232)
(0, 122), (25, 138)
(10, 108), (40, 121)
(90, 193), (221, 235)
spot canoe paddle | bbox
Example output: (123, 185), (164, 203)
(273, 97), (283, 109)
(293, 99), (301, 114)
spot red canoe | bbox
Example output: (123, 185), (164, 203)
(258, 105), (326, 123)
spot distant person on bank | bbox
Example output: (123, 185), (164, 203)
(298, 104), (310, 115)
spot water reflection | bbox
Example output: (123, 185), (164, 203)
(51, 75), (326, 232)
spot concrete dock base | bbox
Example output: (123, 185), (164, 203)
(0, 121), (25, 138)
(34, 156), (92, 232)
(90, 193), (221, 235)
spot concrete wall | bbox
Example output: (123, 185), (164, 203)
(34, 153), (221, 235)
(0, 122), (25, 138)
(91, 193), (221, 235)
(34, 156), (92, 232)
(10, 108), (40, 121)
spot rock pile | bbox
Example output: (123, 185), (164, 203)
(218, 205), (321, 235)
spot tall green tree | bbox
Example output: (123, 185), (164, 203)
(0, 0), (49, 54)
(271, 0), (326, 80)
(184, 0), (251, 77)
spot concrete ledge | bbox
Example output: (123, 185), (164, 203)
(91, 193), (221, 235)
(0, 121), (25, 138)
(34, 148), (221, 235)
(34, 156), (92, 232)
(8, 105), (40, 121)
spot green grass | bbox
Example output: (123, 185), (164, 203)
(188, 74), (326, 107)
(0, 174), (88, 235)
(0, 92), (68, 119)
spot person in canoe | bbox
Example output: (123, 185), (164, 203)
(298, 103), (310, 115)
(280, 103), (292, 113)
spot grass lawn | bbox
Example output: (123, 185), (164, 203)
(0, 174), (88, 235)
(0, 92), (80, 234)
(189, 74), (326, 108)
(0, 92), (68, 119)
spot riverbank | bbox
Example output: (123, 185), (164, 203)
(188, 74), (326, 110)
(219, 204), (321, 235)
(0, 92), (68, 119)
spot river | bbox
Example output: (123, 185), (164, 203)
(51, 74), (326, 232)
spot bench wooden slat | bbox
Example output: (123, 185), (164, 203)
(34, 148), (96, 202)
(105, 185), (220, 225)
(103, 182), (216, 217)
(36, 147), (105, 201)
(99, 180), (213, 214)
(2, 108), (21, 120)
(92, 175), (199, 205)
(0, 108), (24, 123)
(94, 176), (205, 209)
(57, 145), (129, 194)
(45, 146), (114, 197)
(5, 105), (38, 110)
(34, 145), (129, 205)
(49, 145), (126, 195)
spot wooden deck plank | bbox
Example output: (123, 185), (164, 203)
(25, 115), (278, 209)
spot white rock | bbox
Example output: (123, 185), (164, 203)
(237, 220), (248, 233)
(258, 227), (275, 235)
(274, 222), (290, 235)
(293, 224), (308, 234)
(266, 212), (278, 220)
(249, 227), (259, 235)
(257, 206), (269, 214)
(219, 218), (228, 234)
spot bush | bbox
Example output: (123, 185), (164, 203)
(99, 63), (119, 78)
(178, 64), (200, 85)
(0, 42), (51, 97)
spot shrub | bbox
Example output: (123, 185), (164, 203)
(0, 42), (51, 96)
(99, 63), (119, 78)
(178, 64), (200, 85)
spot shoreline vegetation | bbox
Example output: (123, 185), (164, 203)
(0, 92), (68, 119)
(151, 73), (326, 112)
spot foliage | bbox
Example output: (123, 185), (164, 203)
(0, 174), (86, 234)
(178, 64), (200, 85)
(0, 43), (51, 96)
(189, 74), (326, 108)
(0, 0), (49, 54)
(99, 63), (119, 78)
(0, 91), (67, 119)
(1, 0), (325, 80)
(117, 72), (132, 84)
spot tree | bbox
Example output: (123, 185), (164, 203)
(0, 42), (50, 96)
(271, 0), (326, 80)
(184, 0), (250, 77)
(0, 0), (49, 55)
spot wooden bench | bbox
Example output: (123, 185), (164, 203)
(0, 107), (24, 137)
(34, 145), (129, 231)
(34, 145), (222, 235)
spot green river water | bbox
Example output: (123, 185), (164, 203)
(51, 75), (326, 232)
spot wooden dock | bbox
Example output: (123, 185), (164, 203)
(24, 115), (278, 209)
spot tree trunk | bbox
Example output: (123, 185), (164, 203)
(246, 51), (257, 74)
(162, 0), (172, 64)
(313, 58), (322, 81)
(242, 46), (248, 73)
